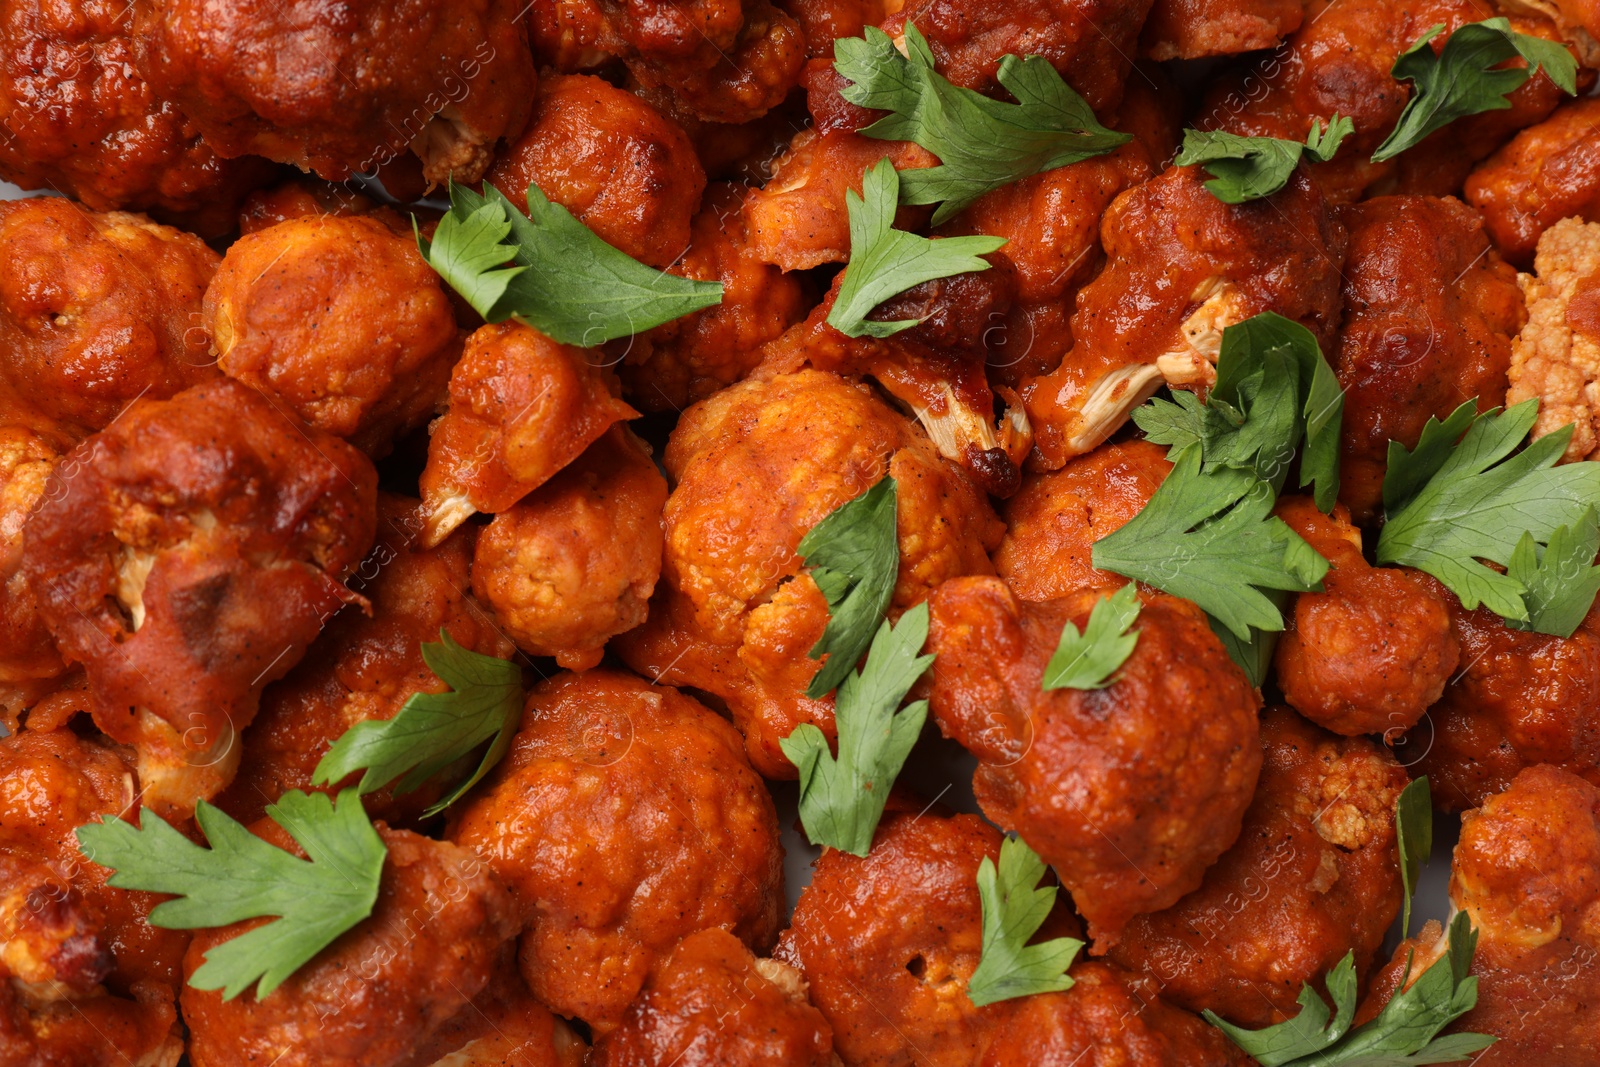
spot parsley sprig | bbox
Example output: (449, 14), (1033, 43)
(313, 631), (525, 817)
(1373, 18), (1578, 162)
(1507, 507), (1600, 637)
(76, 790), (386, 1000)
(1042, 583), (1140, 691)
(1395, 776), (1433, 938)
(800, 477), (901, 699)
(967, 835), (1084, 1007)
(1375, 400), (1600, 626)
(834, 24), (1130, 224)
(1135, 313), (1344, 511)
(1207, 912), (1494, 1065)
(1091, 447), (1329, 644)
(781, 603), (933, 857)
(827, 159), (1006, 338)
(1176, 116), (1353, 204)
(416, 179), (723, 346)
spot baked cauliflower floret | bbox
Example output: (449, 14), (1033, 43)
(613, 369), (1002, 777)
(0, 199), (219, 438)
(1272, 498), (1460, 737)
(591, 928), (836, 1067)
(981, 962), (1250, 1066)
(1108, 707), (1408, 1027)
(880, 0), (1152, 112)
(1194, 0), (1579, 203)
(1506, 216), (1600, 461)
(204, 214), (462, 457)
(0, 0), (272, 231)
(1466, 97), (1600, 267)
(1140, 0), (1304, 60)
(214, 493), (515, 828)
(486, 73), (706, 269)
(927, 578), (1263, 946)
(180, 826), (518, 1067)
(1335, 195), (1527, 520)
(1359, 765), (1600, 1065)
(0, 426), (66, 710)
(774, 811), (1013, 1067)
(622, 182), (811, 412)
(418, 322), (639, 547)
(1411, 582), (1600, 811)
(407, 960), (589, 1066)
(132, 0), (537, 185)
(1020, 165), (1347, 468)
(471, 427), (666, 671)
(448, 670), (784, 1034)
(0, 723), (189, 1067)
(993, 439), (1173, 601)
(20, 379), (378, 816)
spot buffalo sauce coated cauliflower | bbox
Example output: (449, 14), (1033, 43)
(1021, 164), (1347, 468)
(0, 425), (65, 714)
(775, 811), (1014, 1067)
(1507, 216), (1600, 461)
(447, 670), (784, 1034)
(1359, 765), (1600, 1065)
(0, 199), (220, 439)
(470, 427), (667, 671)
(1411, 580), (1600, 811)
(1272, 498), (1460, 737)
(0, 719), (189, 1067)
(20, 378), (378, 815)
(1108, 707), (1408, 1027)
(180, 825), (519, 1067)
(214, 493), (515, 828)
(926, 577), (1263, 946)
(417, 322), (639, 547)
(1467, 98), (1600, 267)
(590, 928), (836, 1066)
(1334, 196), (1527, 521)
(613, 369), (1002, 777)
(204, 214), (463, 458)
(131, 0), (537, 185)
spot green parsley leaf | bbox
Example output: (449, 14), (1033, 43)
(1042, 583), (1141, 690)
(1207, 613), (1281, 690)
(826, 158), (1007, 338)
(1375, 400), (1600, 622)
(801, 477), (901, 699)
(1091, 446), (1329, 642)
(1176, 115), (1354, 204)
(967, 835), (1085, 1007)
(1395, 776), (1433, 938)
(1134, 312), (1344, 510)
(1373, 18), (1578, 162)
(1207, 912), (1494, 1066)
(416, 179), (723, 347)
(75, 789), (385, 1000)
(781, 603), (934, 857)
(313, 631), (524, 817)
(834, 24), (1131, 224)
(1507, 507), (1600, 638)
